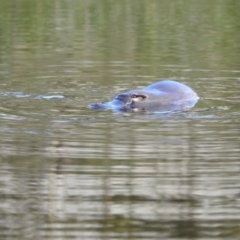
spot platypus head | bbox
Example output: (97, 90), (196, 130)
(88, 92), (148, 111)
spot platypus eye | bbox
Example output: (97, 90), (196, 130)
(131, 94), (147, 100)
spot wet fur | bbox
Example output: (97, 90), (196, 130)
(89, 80), (199, 112)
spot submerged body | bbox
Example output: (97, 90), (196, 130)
(89, 80), (199, 112)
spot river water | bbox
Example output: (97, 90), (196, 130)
(0, 1), (240, 239)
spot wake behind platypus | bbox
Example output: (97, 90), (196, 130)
(89, 80), (199, 112)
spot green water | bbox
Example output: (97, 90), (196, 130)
(0, 1), (240, 239)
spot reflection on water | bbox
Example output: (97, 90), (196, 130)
(0, 0), (240, 239)
(1, 107), (240, 239)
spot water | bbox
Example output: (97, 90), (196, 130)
(0, 1), (240, 239)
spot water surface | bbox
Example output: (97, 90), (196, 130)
(0, 1), (240, 239)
